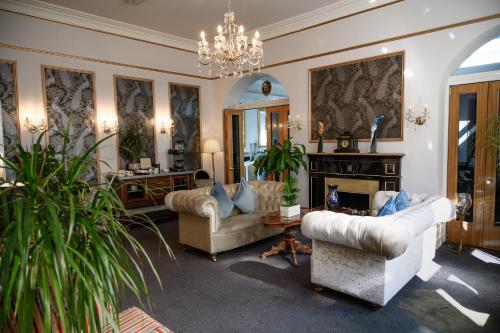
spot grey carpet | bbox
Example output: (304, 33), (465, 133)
(121, 220), (500, 333)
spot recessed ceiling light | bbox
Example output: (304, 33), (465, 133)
(369, 0), (377, 3)
(449, 32), (455, 39)
(381, 47), (388, 54)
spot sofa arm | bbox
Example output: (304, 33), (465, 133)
(302, 211), (411, 260)
(165, 191), (221, 232)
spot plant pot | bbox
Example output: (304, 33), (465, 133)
(128, 163), (140, 171)
(280, 204), (301, 217)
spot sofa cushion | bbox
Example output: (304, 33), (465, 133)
(395, 190), (410, 211)
(211, 181), (234, 219)
(377, 196), (396, 216)
(218, 210), (271, 233)
(233, 178), (257, 214)
(302, 211), (410, 260)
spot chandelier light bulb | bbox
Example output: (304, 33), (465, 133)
(217, 25), (223, 34)
(255, 31), (260, 39)
(239, 25), (244, 33)
(200, 30), (206, 40)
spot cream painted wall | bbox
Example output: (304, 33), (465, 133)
(210, 0), (500, 206)
(0, 10), (213, 182)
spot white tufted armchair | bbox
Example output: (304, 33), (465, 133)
(165, 180), (284, 261)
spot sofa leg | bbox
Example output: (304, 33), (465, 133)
(370, 302), (382, 311)
(209, 253), (218, 262)
(183, 245), (190, 251)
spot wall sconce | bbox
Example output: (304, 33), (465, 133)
(287, 114), (302, 132)
(160, 122), (168, 135)
(159, 119), (174, 135)
(406, 105), (430, 129)
(25, 117), (46, 134)
(102, 120), (119, 134)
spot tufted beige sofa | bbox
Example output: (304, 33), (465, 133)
(302, 191), (454, 306)
(165, 180), (284, 261)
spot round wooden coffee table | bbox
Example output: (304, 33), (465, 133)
(260, 209), (312, 267)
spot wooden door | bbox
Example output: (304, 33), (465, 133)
(224, 109), (244, 184)
(447, 81), (500, 250)
(266, 105), (289, 149)
(483, 81), (500, 249)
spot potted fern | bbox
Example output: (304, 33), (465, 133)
(254, 139), (307, 217)
(120, 122), (147, 170)
(0, 125), (170, 332)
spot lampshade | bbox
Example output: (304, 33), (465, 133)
(203, 138), (221, 153)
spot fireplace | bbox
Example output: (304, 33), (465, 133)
(325, 177), (379, 211)
(308, 153), (404, 209)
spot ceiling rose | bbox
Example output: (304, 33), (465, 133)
(197, 0), (264, 78)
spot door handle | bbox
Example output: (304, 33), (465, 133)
(486, 177), (495, 185)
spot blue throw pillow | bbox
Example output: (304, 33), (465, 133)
(233, 178), (257, 214)
(377, 196), (397, 216)
(394, 190), (410, 211)
(211, 181), (234, 219)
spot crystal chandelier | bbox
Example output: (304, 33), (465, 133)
(197, 0), (264, 78)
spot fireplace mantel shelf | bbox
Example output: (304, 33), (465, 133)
(307, 153), (404, 209)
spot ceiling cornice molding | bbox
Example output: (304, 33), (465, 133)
(0, 0), (198, 53)
(251, 0), (402, 42)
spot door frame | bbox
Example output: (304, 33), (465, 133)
(223, 109), (244, 184)
(447, 80), (500, 250)
(223, 105), (290, 184)
(447, 83), (488, 247)
(483, 81), (500, 249)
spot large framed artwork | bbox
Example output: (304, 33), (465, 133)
(169, 83), (201, 171)
(309, 52), (404, 142)
(114, 75), (156, 170)
(0, 59), (20, 181)
(42, 65), (99, 182)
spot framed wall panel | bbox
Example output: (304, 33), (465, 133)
(169, 83), (201, 171)
(114, 75), (156, 170)
(0, 59), (20, 181)
(309, 51), (404, 142)
(42, 65), (99, 182)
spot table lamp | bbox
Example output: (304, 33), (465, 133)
(203, 138), (221, 183)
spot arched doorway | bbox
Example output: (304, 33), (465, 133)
(223, 74), (289, 184)
(447, 35), (500, 250)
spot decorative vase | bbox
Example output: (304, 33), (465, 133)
(317, 135), (324, 153)
(326, 184), (340, 211)
(370, 131), (378, 153)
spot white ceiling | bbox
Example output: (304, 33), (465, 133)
(39, 0), (342, 40)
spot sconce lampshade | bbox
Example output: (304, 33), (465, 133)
(203, 138), (221, 153)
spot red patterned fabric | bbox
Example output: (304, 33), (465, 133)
(103, 307), (172, 333)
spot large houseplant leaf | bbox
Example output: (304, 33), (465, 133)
(0, 123), (171, 332)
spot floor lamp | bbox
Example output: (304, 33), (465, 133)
(203, 139), (221, 184)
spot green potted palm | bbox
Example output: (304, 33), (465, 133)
(0, 124), (170, 332)
(254, 139), (307, 217)
(120, 122), (147, 170)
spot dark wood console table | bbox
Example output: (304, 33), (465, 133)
(307, 153), (404, 210)
(106, 171), (193, 209)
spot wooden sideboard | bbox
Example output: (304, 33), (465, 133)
(107, 171), (194, 209)
(307, 153), (404, 210)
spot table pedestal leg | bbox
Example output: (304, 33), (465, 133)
(261, 227), (312, 266)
